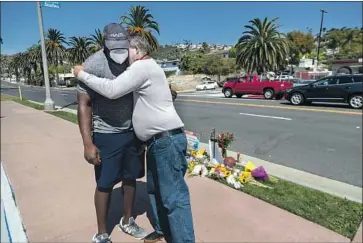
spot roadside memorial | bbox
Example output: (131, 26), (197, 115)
(186, 128), (272, 190)
(185, 130), (200, 151)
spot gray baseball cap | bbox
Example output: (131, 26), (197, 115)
(103, 23), (129, 64)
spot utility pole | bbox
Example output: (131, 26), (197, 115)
(36, 2), (55, 110)
(314, 9), (328, 69)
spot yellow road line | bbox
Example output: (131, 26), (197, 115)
(177, 99), (363, 115)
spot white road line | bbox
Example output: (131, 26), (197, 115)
(239, 112), (292, 121)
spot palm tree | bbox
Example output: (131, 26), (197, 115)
(120, 5), (160, 52)
(67, 37), (92, 65)
(45, 28), (67, 84)
(9, 54), (21, 82)
(235, 17), (290, 74)
(90, 28), (104, 53)
(19, 52), (32, 85)
(25, 45), (42, 85)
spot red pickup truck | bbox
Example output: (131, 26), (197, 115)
(222, 74), (293, 99)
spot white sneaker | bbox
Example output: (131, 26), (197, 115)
(118, 216), (148, 240)
(92, 233), (112, 243)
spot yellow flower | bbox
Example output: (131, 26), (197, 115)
(238, 171), (252, 184)
(188, 161), (195, 169)
(224, 170), (232, 177)
(197, 150), (205, 156)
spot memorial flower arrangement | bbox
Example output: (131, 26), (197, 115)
(185, 129), (273, 191)
(186, 149), (273, 190)
(217, 132), (234, 157)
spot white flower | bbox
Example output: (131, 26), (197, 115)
(232, 170), (240, 178)
(208, 168), (216, 176)
(191, 164), (202, 175)
(233, 181), (243, 189)
(226, 175), (236, 185)
(200, 165), (208, 177)
(233, 168), (241, 174)
(196, 154), (204, 159)
(191, 164), (208, 177)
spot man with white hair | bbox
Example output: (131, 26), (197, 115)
(77, 23), (147, 243)
(74, 34), (195, 243)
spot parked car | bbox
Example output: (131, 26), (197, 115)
(291, 79), (315, 87)
(285, 74), (363, 109)
(196, 80), (218, 91)
(218, 77), (238, 87)
(222, 74), (293, 99)
(276, 75), (294, 80)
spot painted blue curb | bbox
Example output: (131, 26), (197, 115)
(4, 204), (13, 243)
(1, 162), (28, 243)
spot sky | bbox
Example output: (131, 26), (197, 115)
(1, 1), (362, 55)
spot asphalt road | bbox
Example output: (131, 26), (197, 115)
(2, 82), (362, 187)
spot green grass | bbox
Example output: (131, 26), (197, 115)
(46, 110), (78, 124)
(213, 177), (362, 239)
(2, 94), (362, 239)
(1, 94), (78, 123)
(1, 94), (44, 110)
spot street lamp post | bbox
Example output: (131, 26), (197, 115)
(36, 2), (55, 111)
(315, 9), (328, 69)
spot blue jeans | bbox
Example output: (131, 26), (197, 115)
(147, 133), (195, 243)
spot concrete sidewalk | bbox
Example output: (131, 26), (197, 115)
(0, 101), (350, 242)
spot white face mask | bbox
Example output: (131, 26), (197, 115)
(109, 49), (128, 64)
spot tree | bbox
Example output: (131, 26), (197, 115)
(67, 37), (92, 65)
(45, 28), (67, 84)
(0, 55), (10, 78)
(203, 55), (237, 80)
(19, 50), (35, 85)
(182, 39), (192, 51)
(151, 45), (182, 60)
(8, 54), (21, 81)
(235, 17), (290, 74)
(179, 52), (205, 74)
(228, 47), (237, 58)
(90, 28), (104, 53)
(120, 5), (160, 52)
(322, 27), (362, 59)
(287, 31), (315, 64)
(180, 52), (237, 77)
(201, 42), (209, 53)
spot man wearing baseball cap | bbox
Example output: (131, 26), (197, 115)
(77, 23), (147, 243)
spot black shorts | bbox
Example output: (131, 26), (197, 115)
(93, 131), (145, 192)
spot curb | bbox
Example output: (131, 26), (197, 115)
(352, 221), (363, 243)
(28, 100), (77, 114)
(1, 162), (28, 243)
(22, 99), (363, 203)
(198, 143), (362, 203)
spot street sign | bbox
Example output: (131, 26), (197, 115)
(42, 2), (60, 8)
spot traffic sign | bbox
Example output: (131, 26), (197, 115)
(42, 2), (60, 8)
